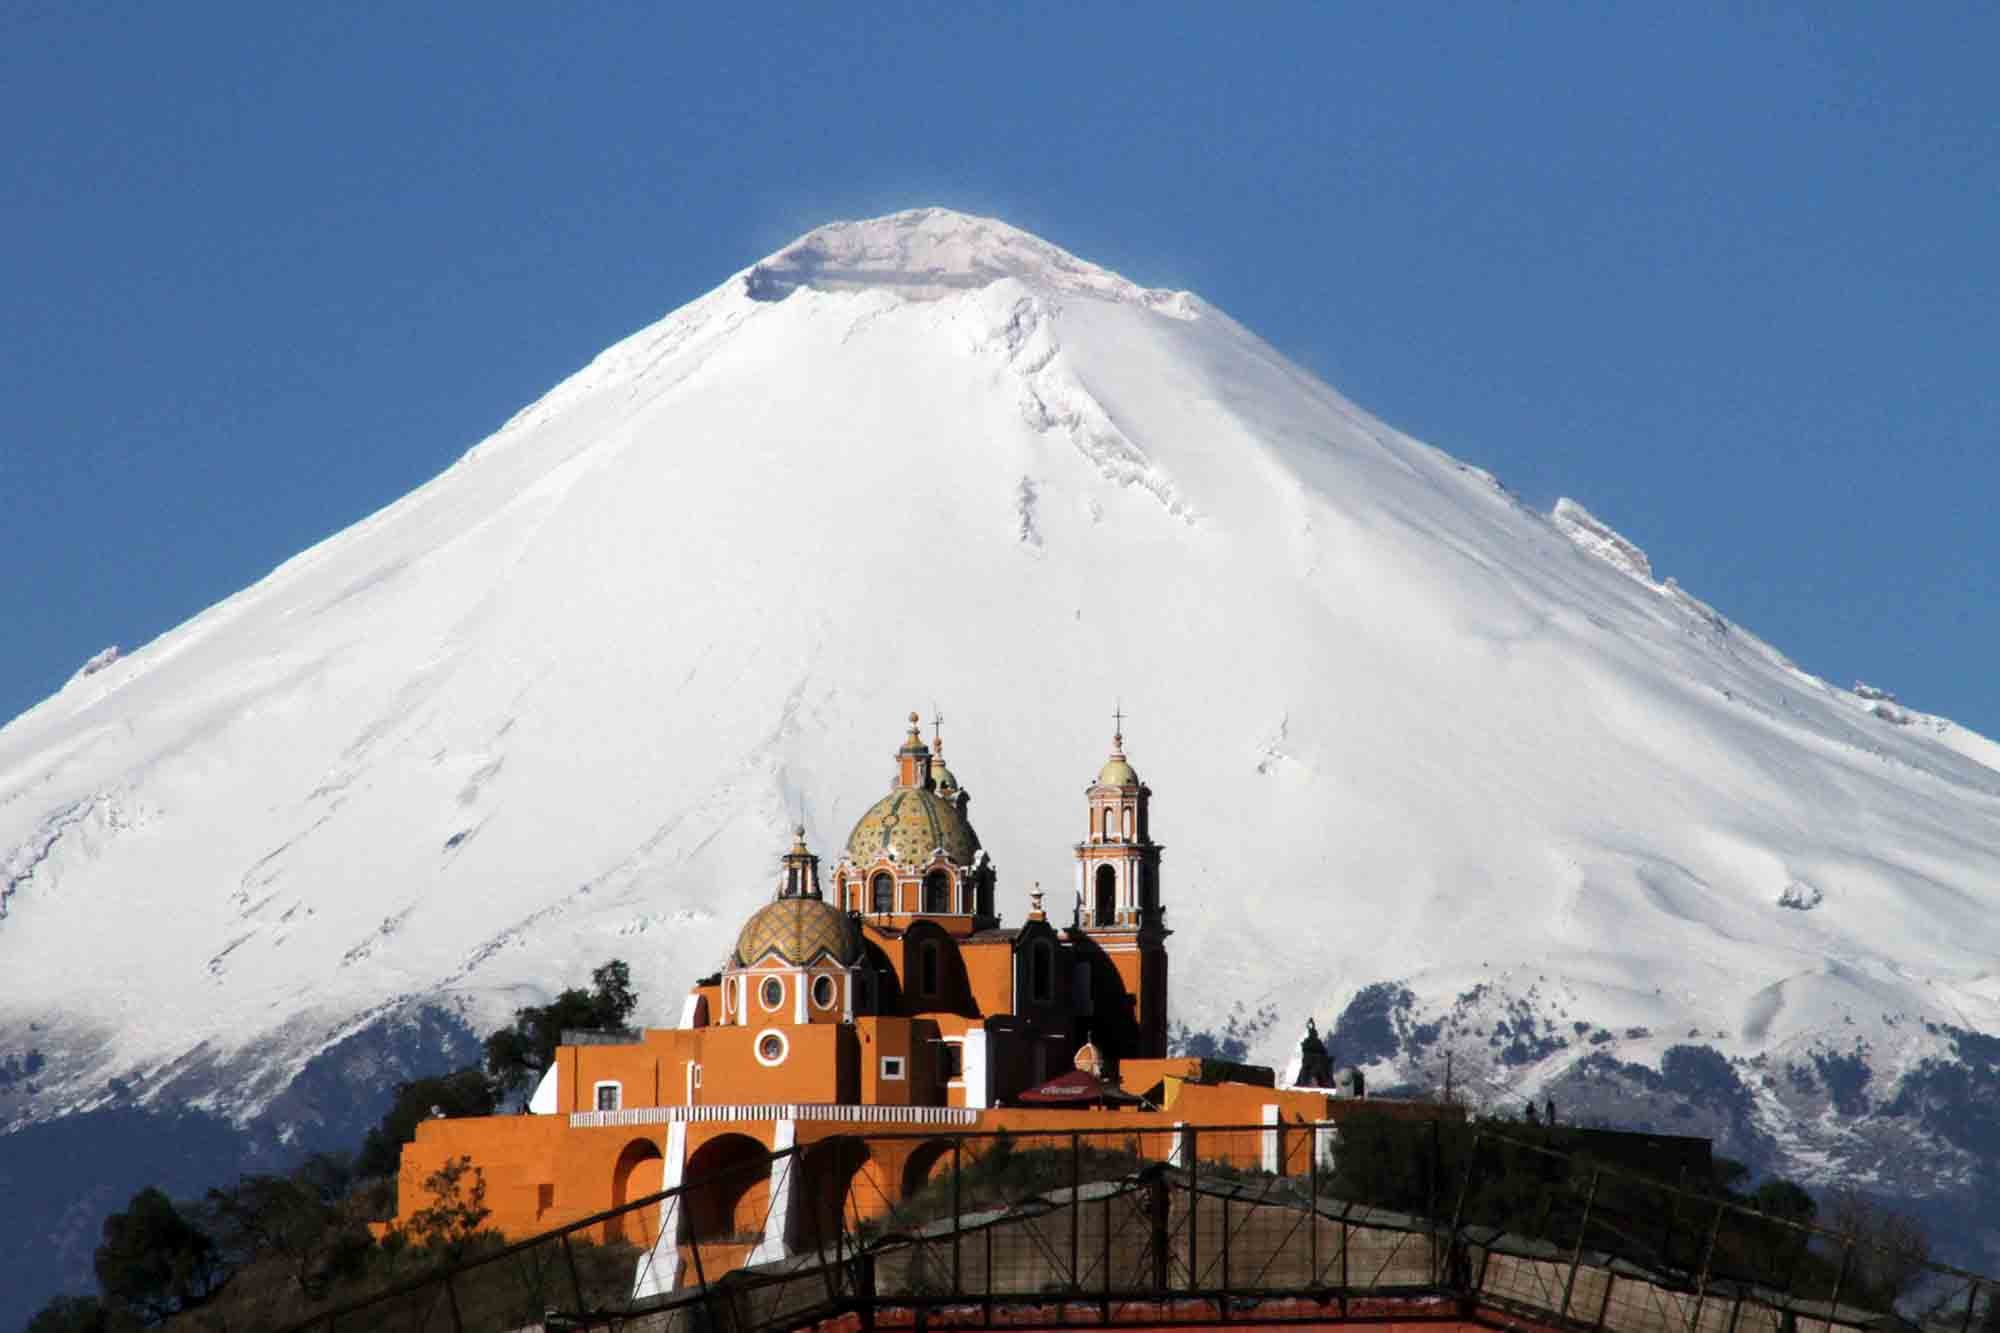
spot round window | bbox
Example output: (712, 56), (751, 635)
(754, 1029), (788, 1067)
(760, 976), (784, 1011)
(812, 974), (836, 1009)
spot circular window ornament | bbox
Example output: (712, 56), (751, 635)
(759, 976), (785, 1011)
(812, 975), (837, 1010)
(754, 1029), (789, 1067)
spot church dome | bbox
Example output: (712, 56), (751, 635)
(1096, 755), (1139, 786)
(733, 896), (861, 968)
(845, 787), (980, 865)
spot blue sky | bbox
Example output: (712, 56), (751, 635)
(3, 5), (1995, 735)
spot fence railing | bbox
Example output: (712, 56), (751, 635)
(268, 1119), (1998, 1333)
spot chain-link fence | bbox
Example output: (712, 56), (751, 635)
(277, 1119), (1998, 1333)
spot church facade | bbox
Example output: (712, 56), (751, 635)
(394, 713), (1448, 1294)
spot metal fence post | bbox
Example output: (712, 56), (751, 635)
(1340, 1210), (1350, 1315)
(1689, 1199), (1726, 1333)
(1446, 1130), (1479, 1300)
(1559, 1168), (1601, 1323)
(1220, 1189), (1231, 1299)
(443, 1271), (465, 1333)
(952, 1137), (963, 1297)
(561, 1233), (585, 1315)
(1309, 1123), (1320, 1289)
(1071, 1131), (1083, 1291)
(1102, 1181), (1114, 1319)
(1187, 1127), (1199, 1293)
(1827, 1238), (1853, 1318)
(688, 1183), (720, 1333)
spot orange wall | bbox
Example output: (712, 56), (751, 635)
(397, 1087), (1462, 1242)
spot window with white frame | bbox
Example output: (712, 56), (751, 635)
(754, 1029), (789, 1067)
(593, 1081), (622, 1112)
(812, 974), (836, 1009)
(880, 1055), (906, 1081)
(759, 975), (785, 1011)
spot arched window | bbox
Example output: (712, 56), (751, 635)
(960, 880), (976, 915)
(1094, 865), (1116, 927)
(871, 872), (894, 914)
(1101, 807), (1114, 841)
(922, 870), (949, 914)
(1122, 807), (1134, 840)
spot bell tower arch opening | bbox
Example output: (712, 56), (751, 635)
(1094, 865), (1116, 927)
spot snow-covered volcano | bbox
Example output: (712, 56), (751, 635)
(5, 208), (1999, 1224)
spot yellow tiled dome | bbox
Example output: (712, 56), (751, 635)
(845, 788), (979, 865)
(733, 897), (861, 967)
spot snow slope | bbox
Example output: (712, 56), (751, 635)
(4, 208), (1998, 1208)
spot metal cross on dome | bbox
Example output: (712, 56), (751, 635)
(1112, 703), (1126, 744)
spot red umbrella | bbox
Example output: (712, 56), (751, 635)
(1014, 1068), (1146, 1106)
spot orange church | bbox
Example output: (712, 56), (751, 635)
(396, 713), (1443, 1295)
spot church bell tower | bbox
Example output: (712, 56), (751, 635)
(1072, 711), (1168, 1058)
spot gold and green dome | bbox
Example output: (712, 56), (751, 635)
(1096, 755), (1139, 786)
(845, 787), (980, 865)
(733, 896), (861, 968)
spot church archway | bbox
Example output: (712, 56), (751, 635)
(786, 1136), (871, 1253)
(681, 1133), (771, 1243)
(899, 1139), (955, 1203)
(608, 1137), (664, 1245)
(1094, 865), (1116, 926)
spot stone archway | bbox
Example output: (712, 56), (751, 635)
(899, 1138), (956, 1204)
(607, 1137), (664, 1245)
(681, 1132), (772, 1244)
(785, 1136), (872, 1253)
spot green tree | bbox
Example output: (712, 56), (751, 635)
(354, 1068), (496, 1179)
(93, 1187), (225, 1323)
(483, 958), (638, 1100)
(405, 1155), (491, 1259)
(205, 1154), (369, 1299)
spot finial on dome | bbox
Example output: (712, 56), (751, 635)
(931, 707), (944, 753)
(1029, 883), (1046, 921)
(1095, 707), (1140, 787)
